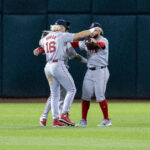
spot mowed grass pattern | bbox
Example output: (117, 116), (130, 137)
(0, 102), (150, 150)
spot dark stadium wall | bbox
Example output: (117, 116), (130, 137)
(3, 15), (47, 97)
(0, 0), (150, 98)
(137, 16), (150, 98)
(0, 14), (2, 97)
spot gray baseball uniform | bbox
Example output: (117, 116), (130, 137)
(41, 43), (78, 119)
(79, 36), (109, 102)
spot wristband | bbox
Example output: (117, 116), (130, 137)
(38, 47), (44, 53)
(90, 28), (95, 33)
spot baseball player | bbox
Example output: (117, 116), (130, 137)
(34, 26), (87, 127)
(40, 44), (87, 126)
(34, 19), (101, 127)
(71, 22), (112, 127)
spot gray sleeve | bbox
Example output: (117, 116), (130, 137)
(63, 33), (74, 43)
(102, 37), (109, 49)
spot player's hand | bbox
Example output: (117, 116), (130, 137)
(90, 38), (97, 43)
(93, 27), (103, 36)
(95, 27), (102, 33)
(33, 48), (40, 56)
(90, 30), (99, 38)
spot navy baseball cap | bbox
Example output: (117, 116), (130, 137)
(55, 19), (70, 28)
(90, 22), (102, 28)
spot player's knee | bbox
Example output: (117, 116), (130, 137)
(51, 92), (60, 101)
(81, 95), (91, 101)
(73, 87), (77, 94)
(69, 86), (76, 94)
(96, 96), (105, 102)
(48, 96), (51, 101)
(66, 85), (76, 96)
(70, 88), (76, 96)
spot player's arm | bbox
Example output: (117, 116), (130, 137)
(71, 40), (105, 51)
(70, 41), (86, 51)
(71, 38), (106, 54)
(90, 38), (105, 49)
(66, 43), (87, 63)
(73, 27), (102, 40)
(74, 54), (87, 64)
(70, 41), (79, 48)
(63, 28), (102, 44)
(33, 47), (44, 56)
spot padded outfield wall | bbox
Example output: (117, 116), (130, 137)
(0, 0), (150, 98)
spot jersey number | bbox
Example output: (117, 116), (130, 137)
(46, 41), (56, 53)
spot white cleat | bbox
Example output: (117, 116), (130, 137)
(76, 119), (87, 127)
(97, 119), (112, 127)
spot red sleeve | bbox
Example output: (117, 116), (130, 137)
(70, 41), (79, 48)
(37, 47), (44, 53)
(97, 41), (105, 49)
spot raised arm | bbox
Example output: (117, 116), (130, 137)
(74, 54), (87, 64)
(73, 27), (102, 41)
(90, 38), (106, 49)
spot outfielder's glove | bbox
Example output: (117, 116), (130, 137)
(85, 38), (100, 50)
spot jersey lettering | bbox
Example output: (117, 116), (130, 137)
(46, 35), (56, 40)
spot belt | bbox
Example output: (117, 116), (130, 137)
(47, 59), (58, 63)
(52, 59), (58, 63)
(89, 66), (106, 70)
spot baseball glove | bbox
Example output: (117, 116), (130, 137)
(85, 38), (100, 50)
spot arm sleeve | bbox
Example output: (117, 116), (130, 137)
(67, 43), (77, 59)
(97, 41), (105, 49)
(38, 47), (44, 53)
(71, 41), (86, 51)
(70, 41), (79, 48)
(63, 33), (74, 43)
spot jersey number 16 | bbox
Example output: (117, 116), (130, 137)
(46, 41), (56, 53)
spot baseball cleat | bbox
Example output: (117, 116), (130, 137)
(97, 119), (112, 127)
(52, 118), (67, 127)
(40, 117), (47, 126)
(59, 113), (75, 126)
(75, 119), (87, 127)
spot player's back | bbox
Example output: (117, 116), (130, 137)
(41, 31), (67, 62)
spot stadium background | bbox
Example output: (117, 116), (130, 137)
(0, 0), (150, 99)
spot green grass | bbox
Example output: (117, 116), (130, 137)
(0, 102), (150, 150)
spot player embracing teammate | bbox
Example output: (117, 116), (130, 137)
(34, 22), (88, 127)
(34, 19), (101, 127)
